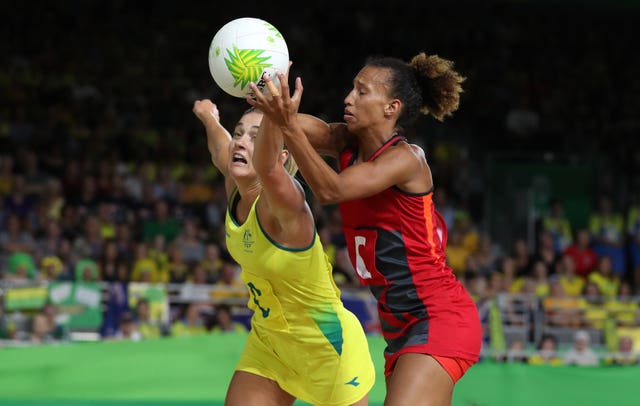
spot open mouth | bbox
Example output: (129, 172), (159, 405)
(232, 153), (247, 164)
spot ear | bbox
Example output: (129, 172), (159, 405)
(280, 149), (290, 164)
(384, 99), (401, 117)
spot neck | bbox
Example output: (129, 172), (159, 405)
(356, 127), (399, 161)
(235, 179), (262, 205)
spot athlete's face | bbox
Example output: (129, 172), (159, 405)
(228, 111), (262, 180)
(343, 66), (393, 133)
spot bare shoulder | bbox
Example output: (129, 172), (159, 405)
(389, 141), (427, 166)
(395, 142), (432, 192)
(408, 142), (426, 159)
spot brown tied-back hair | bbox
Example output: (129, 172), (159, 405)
(410, 53), (465, 122)
(365, 52), (465, 125)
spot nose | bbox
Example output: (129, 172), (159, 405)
(234, 133), (250, 148)
(344, 89), (354, 106)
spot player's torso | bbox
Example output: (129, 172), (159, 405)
(225, 192), (344, 338)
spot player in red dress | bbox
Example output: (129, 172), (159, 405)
(250, 54), (482, 405)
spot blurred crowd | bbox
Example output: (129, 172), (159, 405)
(1, 0), (640, 360)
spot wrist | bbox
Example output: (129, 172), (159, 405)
(280, 121), (302, 137)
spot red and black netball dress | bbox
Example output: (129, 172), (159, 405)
(338, 134), (482, 376)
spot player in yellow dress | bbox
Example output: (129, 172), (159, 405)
(193, 98), (374, 406)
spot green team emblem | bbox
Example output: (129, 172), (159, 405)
(224, 45), (273, 90)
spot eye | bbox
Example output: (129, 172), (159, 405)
(232, 131), (242, 138)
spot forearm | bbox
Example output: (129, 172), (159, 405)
(253, 118), (282, 177)
(296, 114), (342, 157)
(202, 116), (231, 172)
(280, 122), (342, 204)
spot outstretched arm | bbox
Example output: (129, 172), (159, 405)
(253, 113), (314, 246)
(249, 72), (419, 204)
(295, 113), (348, 158)
(192, 99), (234, 195)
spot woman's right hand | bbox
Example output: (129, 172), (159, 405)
(247, 62), (303, 130)
(192, 99), (220, 125)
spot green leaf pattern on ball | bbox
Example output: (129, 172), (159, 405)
(215, 46), (220, 56)
(264, 22), (283, 39)
(224, 45), (273, 89)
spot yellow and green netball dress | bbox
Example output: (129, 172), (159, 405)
(225, 191), (375, 406)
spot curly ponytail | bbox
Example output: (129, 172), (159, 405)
(410, 53), (465, 122)
(365, 52), (465, 124)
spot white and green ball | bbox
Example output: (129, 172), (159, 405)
(208, 17), (289, 98)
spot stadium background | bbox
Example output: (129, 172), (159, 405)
(1, 0), (640, 405)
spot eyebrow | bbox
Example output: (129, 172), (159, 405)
(235, 122), (261, 129)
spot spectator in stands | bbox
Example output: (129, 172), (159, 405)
(588, 256), (620, 298)
(148, 235), (170, 281)
(0, 155), (15, 198)
(0, 300), (18, 340)
(96, 202), (116, 240)
(497, 256), (518, 293)
(530, 260), (551, 297)
(173, 217), (205, 264)
(55, 238), (75, 281)
(134, 298), (161, 339)
(2, 175), (35, 221)
(5, 251), (36, 281)
(199, 242), (224, 282)
(20, 149), (51, 198)
(211, 304), (248, 334)
(604, 336), (639, 366)
(30, 303), (65, 343)
(581, 281), (607, 329)
(35, 219), (64, 259)
(178, 166), (215, 207)
(114, 312), (142, 341)
(72, 215), (103, 260)
(456, 210), (480, 254)
(188, 263), (210, 285)
(38, 255), (65, 282)
(211, 260), (247, 303)
(589, 195), (626, 277)
(543, 278), (584, 327)
(528, 334), (563, 366)
(131, 242), (160, 283)
(541, 198), (573, 255)
(171, 302), (209, 337)
(154, 164), (179, 203)
(531, 230), (559, 275)
(557, 254), (585, 297)
(74, 258), (100, 282)
(511, 238), (533, 276)
(114, 223), (135, 263)
(73, 175), (99, 217)
(563, 330), (600, 366)
(498, 340), (528, 364)
(99, 239), (122, 282)
(627, 196), (640, 292)
(563, 228), (598, 278)
(166, 243), (189, 283)
(467, 233), (501, 277)
(433, 187), (456, 230)
(446, 226), (472, 277)
(605, 281), (640, 327)
(142, 199), (180, 243)
(0, 214), (37, 257)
